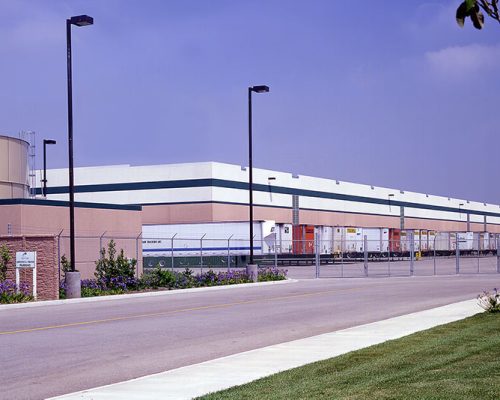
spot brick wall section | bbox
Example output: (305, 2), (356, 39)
(1, 235), (58, 301)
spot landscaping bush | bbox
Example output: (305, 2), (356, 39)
(140, 266), (180, 289)
(58, 261), (288, 299)
(81, 279), (128, 297)
(0, 280), (33, 304)
(0, 245), (33, 304)
(0, 244), (11, 281)
(94, 240), (137, 288)
(258, 266), (288, 282)
(478, 288), (500, 313)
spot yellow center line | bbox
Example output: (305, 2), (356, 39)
(0, 285), (372, 336)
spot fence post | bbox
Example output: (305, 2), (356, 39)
(433, 234), (437, 276)
(455, 232), (460, 274)
(409, 231), (414, 276)
(315, 235), (320, 279)
(363, 235), (368, 277)
(387, 236), (391, 277)
(171, 233), (177, 271)
(274, 232), (278, 269)
(57, 229), (63, 288)
(99, 231), (107, 256)
(227, 234), (233, 272)
(341, 235), (344, 278)
(497, 234), (499, 274)
(200, 234), (205, 274)
(135, 232), (142, 278)
(477, 233), (480, 273)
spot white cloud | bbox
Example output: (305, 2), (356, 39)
(426, 43), (500, 79)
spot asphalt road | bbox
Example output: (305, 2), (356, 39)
(1, 273), (499, 400)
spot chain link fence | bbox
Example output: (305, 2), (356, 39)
(57, 234), (142, 280)
(50, 230), (500, 281)
(142, 231), (500, 279)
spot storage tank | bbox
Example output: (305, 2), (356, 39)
(0, 134), (29, 199)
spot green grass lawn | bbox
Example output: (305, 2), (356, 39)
(198, 313), (500, 400)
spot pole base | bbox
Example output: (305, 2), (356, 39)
(246, 264), (258, 283)
(65, 271), (81, 299)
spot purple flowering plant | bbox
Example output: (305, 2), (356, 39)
(257, 266), (288, 282)
(0, 279), (33, 304)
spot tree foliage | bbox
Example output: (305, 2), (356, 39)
(0, 244), (11, 281)
(456, 0), (500, 29)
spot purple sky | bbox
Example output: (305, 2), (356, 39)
(1, 0), (499, 204)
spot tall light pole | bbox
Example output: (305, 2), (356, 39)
(66, 14), (93, 298)
(42, 139), (56, 197)
(247, 85), (269, 281)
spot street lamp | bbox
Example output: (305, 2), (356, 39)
(66, 14), (93, 298)
(247, 85), (269, 281)
(42, 139), (56, 197)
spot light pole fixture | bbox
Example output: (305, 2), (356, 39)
(66, 14), (93, 290)
(248, 85), (269, 271)
(42, 139), (56, 197)
(459, 203), (464, 220)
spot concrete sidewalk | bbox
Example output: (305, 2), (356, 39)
(49, 298), (482, 400)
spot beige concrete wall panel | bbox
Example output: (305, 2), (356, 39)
(299, 209), (400, 228)
(0, 205), (22, 234)
(210, 203), (292, 224)
(404, 218), (466, 231)
(210, 203), (247, 222)
(4, 204), (143, 279)
(142, 204), (214, 224)
(487, 225), (500, 233)
(19, 205), (142, 237)
(469, 222), (487, 232)
(253, 206), (292, 223)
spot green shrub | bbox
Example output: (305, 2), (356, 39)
(0, 244), (11, 281)
(258, 267), (287, 282)
(95, 240), (137, 286)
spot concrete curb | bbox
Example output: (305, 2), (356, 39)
(0, 278), (297, 311)
(49, 299), (483, 400)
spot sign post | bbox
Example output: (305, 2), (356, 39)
(15, 251), (37, 300)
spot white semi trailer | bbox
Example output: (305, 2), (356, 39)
(142, 221), (276, 258)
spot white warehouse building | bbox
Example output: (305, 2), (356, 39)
(36, 161), (500, 233)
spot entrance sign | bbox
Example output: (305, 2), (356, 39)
(16, 252), (36, 269)
(15, 251), (37, 300)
